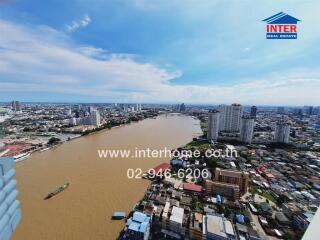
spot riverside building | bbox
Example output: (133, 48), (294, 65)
(218, 104), (242, 132)
(207, 110), (220, 142)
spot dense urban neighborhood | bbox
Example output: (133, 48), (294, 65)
(0, 102), (320, 240)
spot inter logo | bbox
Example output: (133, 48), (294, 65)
(263, 12), (300, 39)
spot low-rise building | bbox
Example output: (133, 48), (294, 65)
(123, 211), (151, 240)
(203, 214), (236, 240)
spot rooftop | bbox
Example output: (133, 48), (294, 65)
(126, 211), (150, 234)
(183, 183), (202, 192)
(152, 162), (171, 174)
(205, 214), (227, 238)
(170, 206), (184, 225)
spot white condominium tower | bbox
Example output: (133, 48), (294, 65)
(218, 104), (243, 132)
(207, 110), (220, 142)
(274, 121), (290, 143)
(90, 110), (101, 127)
(240, 116), (255, 144)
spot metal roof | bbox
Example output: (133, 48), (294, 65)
(170, 206), (184, 225)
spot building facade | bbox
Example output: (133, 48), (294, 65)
(239, 116), (255, 144)
(90, 110), (101, 126)
(274, 122), (290, 143)
(218, 104), (242, 132)
(11, 101), (21, 112)
(214, 168), (249, 193)
(179, 103), (186, 112)
(207, 110), (220, 142)
(205, 180), (240, 200)
(250, 106), (257, 118)
(0, 157), (21, 240)
(205, 168), (249, 200)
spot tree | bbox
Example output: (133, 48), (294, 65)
(276, 194), (287, 205)
(47, 137), (61, 145)
(207, 157), (218, 170)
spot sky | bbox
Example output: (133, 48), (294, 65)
(0, 0), (319, 105)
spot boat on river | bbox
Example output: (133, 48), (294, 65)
(44, 182), (70, 200)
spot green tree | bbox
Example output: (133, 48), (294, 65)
(47, 137), (61, 145)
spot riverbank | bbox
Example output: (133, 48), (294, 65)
(2, 112), (160, 163)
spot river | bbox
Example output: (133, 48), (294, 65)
(12, 114), (201, 240)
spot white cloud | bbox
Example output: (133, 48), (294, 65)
(66, 14), (91, 32)
(0, 18), (320, 105)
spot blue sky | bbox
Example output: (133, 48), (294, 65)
(0, 0), (320, 105)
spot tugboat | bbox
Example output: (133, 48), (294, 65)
(44, 182), (70, 200)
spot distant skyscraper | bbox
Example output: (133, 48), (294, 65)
(69, 118), (77, 126)
(239, 116), (254, 144)
(250, 106), (257, 118)
(277, 106), (285, 114)
(11, 101), (21, 112)
(303, 106), (313, 115)
(207, 110), (220, 142)
(135, 104), (142, 112)
(90, 110), (101, 126)
(65, 109), (72, 116)
(313, 107), (320, 115)
(0, 157), (21, 240)
(274, 121), (290, 143)
(218, 104), (242, 132)
(89, 106), (96, 113)
(294, 108), (303, 116)
(179, 103), (186, 112)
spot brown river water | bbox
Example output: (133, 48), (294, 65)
(12, 114), (201, 240)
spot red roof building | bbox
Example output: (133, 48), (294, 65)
(152, 163), (171, 174)
(183, 183), (202, 193)
(265, 173), (275, 180)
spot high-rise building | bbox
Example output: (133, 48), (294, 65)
(69, 118), (77, 126)
(135, 104), (142, 112)
(179, 103), (186, 112)
(250, 106), (257, 118)
(90, 110), (101, 126)
(11, 101), (21, 112)
(65, 109), (72, 116)
(207, 110), (220, 142)
(274, 121), (290, 143)
(218, 104), (242, 132)
(312, 107), (320, 115)
(89, 106), (96, 113)
(239, 116), (254, 144)
(293, 108), (303, 116)
(303, 106), (313, 115)
(0, 157), (21, 240)
(277, 107), (285, 114)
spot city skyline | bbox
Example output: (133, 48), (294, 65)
(1, 0), (320, 104)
